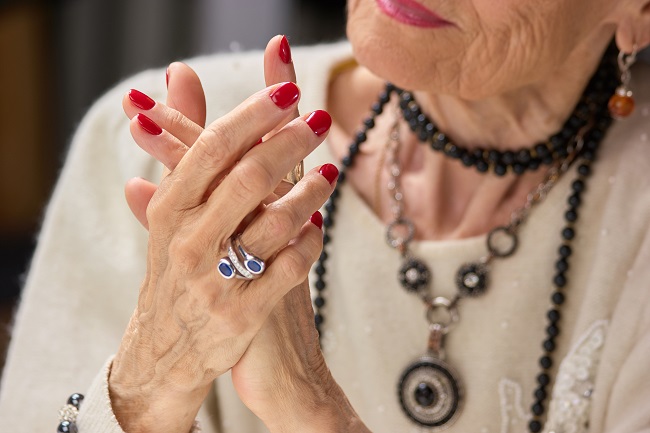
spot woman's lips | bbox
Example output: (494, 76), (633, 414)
(375, 0), (453, 28)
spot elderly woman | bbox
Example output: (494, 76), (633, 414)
(1, 0), (650, 432)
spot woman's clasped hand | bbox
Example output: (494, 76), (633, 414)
(110, 36), (368, 433)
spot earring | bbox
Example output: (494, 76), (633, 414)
(608, 44), (637, 118)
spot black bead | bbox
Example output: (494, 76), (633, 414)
(315, 280), (325, 291)
(476, 160), (489, 173)
(325, 201), (336, 214)
(58, 421), (78, 433)
(418, 129), (429, 141)
(513, 164), (526, 175)
(417, 113), (427, 125)
(578, 164), (591, 176)
(543, 338), (556, 352)
(363, 118), (375, 129)
(501, 151), (515, 166)
(314, 314), (324, 326)
(555, 259), (569, 273)
(355, 131), (367, 143)
(537, 373), (550, 386)
(542, 155), (555, 166)
(546, 324), (560, 338)
(315, 264), (326, 276)
(342, 156), (352, 167)
(323, 216), (333, 228)
(534, 387), (547, 401)
(446, 144), (462, 159)
(564, 209), (578, 222)
(572, 179), (585, 192)
(516, 149), (532, 164)
(337, 171), (346, 183)
(323, 233), (331, 245)
(371, 102), (383, 114)
(425, 122), (435, 137)
(529, 420), (542, 433)
(314, 296), (326, 308)
(494, 164), (507, 176)
(461, 153), (476, 167)
(349, 142), (360, 155)
(553, 273), (566, 287)
(531, 402), (544, 416)
(559, 245), (572, 258)
(535, 144), (550, 157)
(552, 291), (566, 305)
(319, 251), (328, 262)
(487, 150), (500, 163)
(528, 158), (541, 170)
(562, 227), (575, 240)
(539, 356), (553, 369)
(547, 309), (561, 323)
(67, 393), (84, 409)
(379, 91), (390, 104)
(582, 150), (595, 161)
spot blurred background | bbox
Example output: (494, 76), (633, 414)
(0, 0), (347, 373)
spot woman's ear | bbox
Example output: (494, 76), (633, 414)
(615, 0), (650, 53)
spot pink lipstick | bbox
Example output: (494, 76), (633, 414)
(375, 0), (452, 28)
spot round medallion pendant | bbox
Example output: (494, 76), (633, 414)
(398, 258), (431, 293)
(398, 356), (463, 429)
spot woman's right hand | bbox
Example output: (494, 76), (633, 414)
(109, 78), (334, 433)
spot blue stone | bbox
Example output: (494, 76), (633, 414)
(247, 260), (262, 273)
(218, 262), (234, 278)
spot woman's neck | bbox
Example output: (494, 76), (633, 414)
(326, 33), (614, 240)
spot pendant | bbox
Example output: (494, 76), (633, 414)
(398, 300), (463, 429)
(398, 355), (463, 429)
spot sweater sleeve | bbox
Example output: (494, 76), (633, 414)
(0, 67), (169, 431)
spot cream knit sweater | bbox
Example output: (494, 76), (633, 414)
(1, 42), (649, 433)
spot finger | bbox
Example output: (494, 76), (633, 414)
(123, 89), (203, 147)
(130, 114), (189, 171)
(166, 62), (207, 128)
(125, 177), (158, 229)
(238, 163), (338, 261)
(244, 216), (324, 311)
(161, 82), (302, 211)
(197, 110), (332, 244)
(263, 35), (300, 137)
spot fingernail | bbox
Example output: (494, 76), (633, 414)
(137, 113), (163, 135)
(129, 89), (155, 110)
(306, 110), (332, 136)
(165, 66), (170, 88)
(279, 36), (292, 64)
(319, 163), (339, 185)
(270, 82), (300, 109)
(253, 137), (263, 146)
(310, 211), (323, 229)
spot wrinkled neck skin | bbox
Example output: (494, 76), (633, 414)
(328, 32), (614, 240)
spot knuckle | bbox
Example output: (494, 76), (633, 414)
(167, 234), (205, 273)
(280, 250), (310, 284)
(233, 159), (275, 198)
(193, 128), (232, 169)
(283, 126), (311, 154)
(264, 209), (298, 240)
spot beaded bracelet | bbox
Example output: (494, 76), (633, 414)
(58, 393), (84, 433)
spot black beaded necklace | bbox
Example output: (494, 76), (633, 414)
(314, 46), (618, 432)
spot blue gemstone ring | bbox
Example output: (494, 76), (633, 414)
(217, 237), (266, 280)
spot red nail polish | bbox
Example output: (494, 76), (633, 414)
(129, 89), (155, 110)
(319, 163), (339, 185)
(279, 36), (292, 64)
(165, 67), (170, 88)
(254, 137), (263, 146)
(310, 211), (323, 229)
(306, 110), (332, 136)
(137, 113), (163, 135)
(270, 82), (300, 109)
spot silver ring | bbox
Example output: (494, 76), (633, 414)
(234, 236), (266, 276)
(217, 237), (266, 280)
